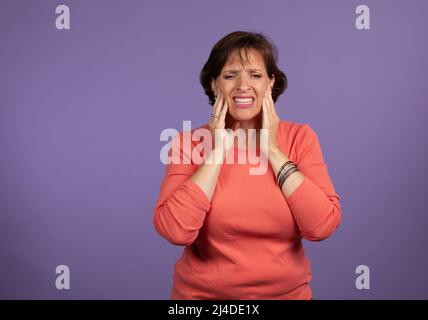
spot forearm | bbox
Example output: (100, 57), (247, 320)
(189, 149), (224, 201)
(268, 146), (341, 241)
(268, 147), (305, 197)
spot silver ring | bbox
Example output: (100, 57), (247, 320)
(211, 114), (220, 119)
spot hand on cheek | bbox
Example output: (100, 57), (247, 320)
(261, 87), (280, 155)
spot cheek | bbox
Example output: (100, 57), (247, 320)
(218, 81), (233, 91)
(255, 93), (264, 104)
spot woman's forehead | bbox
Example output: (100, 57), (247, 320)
(224, 48), (265, 69)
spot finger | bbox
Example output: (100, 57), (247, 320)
(264, 90), (272, 120)
(219, 99), (228, 123)
(213, 92), (222, 114)
(212, 92), (223, 116)
(262, 94), (269, 127)
(268, 87), (279, 119)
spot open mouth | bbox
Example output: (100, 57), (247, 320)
(233, 96), (255, 108)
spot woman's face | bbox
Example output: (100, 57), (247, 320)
(211, 48), (275, 123)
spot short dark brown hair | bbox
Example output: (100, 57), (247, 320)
(200, 31), (287, 106)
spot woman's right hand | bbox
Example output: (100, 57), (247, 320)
(208, 92), (239, 161)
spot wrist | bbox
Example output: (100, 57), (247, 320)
(267, 145), (283, 158)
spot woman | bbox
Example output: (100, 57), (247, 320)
(153, 31), (341, 300)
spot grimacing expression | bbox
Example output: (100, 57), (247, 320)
(211, 48), (275, 122)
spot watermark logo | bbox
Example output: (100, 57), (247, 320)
(355, 264), (370, 290)
(160, 121), (269, 175)
(55, 5), (71, 30)
(55, 265), (70, 290)
(355, 5), (370, 30)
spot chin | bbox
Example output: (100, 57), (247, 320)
(231, 114), (256, 121)
(230, 106), (261, 121)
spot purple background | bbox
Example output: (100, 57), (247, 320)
(1, 0), (427, 299)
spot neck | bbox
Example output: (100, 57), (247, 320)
(225, 112), (262, 149)
(225, 112), (262, 131)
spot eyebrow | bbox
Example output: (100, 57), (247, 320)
(222, 68), (263, 74)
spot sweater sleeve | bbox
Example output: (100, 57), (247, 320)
(286, 124), (342, 241)
(153, 132), (211, 246)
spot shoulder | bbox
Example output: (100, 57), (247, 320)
(278, 119), (318, 142)
(277, 120), (321, 163)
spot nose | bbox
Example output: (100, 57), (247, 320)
(236, 75), (251, 91)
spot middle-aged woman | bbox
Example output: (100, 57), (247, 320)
(154, 31), (341, 300)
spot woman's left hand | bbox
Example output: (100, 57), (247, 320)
(261, 87), (281, 156)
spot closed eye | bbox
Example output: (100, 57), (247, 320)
(223, 74), (262, 79)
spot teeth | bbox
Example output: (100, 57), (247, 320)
(234, 97), (254, 103)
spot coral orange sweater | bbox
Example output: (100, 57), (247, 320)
(154, 120), (341, 299)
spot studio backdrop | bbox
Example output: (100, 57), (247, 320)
(0, 0), (427, 299)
